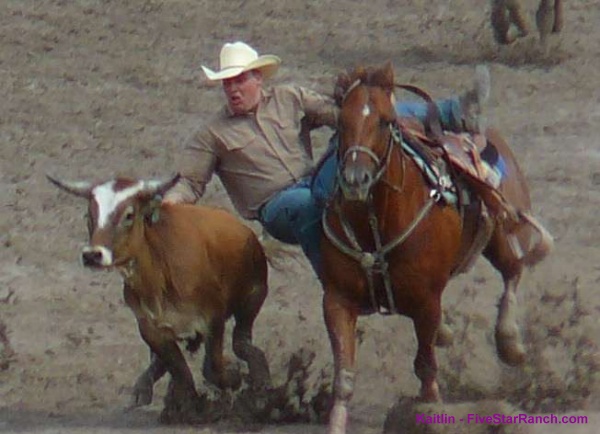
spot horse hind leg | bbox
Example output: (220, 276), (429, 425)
(485, 228), (528, 366)
(495, 273), (526, 366)
(493, 214), (552, 366)
(518, 211), (554, 267)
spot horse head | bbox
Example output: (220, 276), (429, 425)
(334, 62), (398, 202)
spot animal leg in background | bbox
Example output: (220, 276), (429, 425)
(552, 0), (563, 33)
(491, 0), (530, 44)
(536, 0), (563, 46)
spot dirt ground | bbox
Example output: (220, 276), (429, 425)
(1, 0), (599, 433)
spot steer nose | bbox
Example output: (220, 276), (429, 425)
(81, 246), (111, 268)
(82, 250), (102, 267)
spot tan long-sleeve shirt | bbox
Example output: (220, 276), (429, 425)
(168, 84), (338, 219)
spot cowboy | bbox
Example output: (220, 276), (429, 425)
(165, 41), (487, 277)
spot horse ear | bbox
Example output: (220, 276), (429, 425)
(381, 61), (395, 93)
(334, 71), (351, 106)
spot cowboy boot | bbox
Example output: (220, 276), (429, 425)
(459, 65), (491, 134)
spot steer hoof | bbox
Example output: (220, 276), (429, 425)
(127, 375), (154, 409)
(222, 365), (243, 391)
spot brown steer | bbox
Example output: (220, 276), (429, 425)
(48, 173), (270, 416)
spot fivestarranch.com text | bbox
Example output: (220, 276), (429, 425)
(416, 413), (589, 425)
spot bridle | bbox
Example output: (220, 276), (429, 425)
(323, 78), (437, 315)
(337, 121), (403, 198)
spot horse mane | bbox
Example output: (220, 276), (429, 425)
(334, 62), (395, 107)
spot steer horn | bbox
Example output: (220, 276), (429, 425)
(140, 173), (182, 198)
(46, 174), (93, 198)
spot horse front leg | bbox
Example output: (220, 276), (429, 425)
(495, 274), (526, 366)
(323, 290), (358, 434)
(413, 300), (442, 402)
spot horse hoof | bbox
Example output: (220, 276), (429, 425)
(495, 331), (526, 366)
(435, 323), (454, 347)
(328, 402), (348, 434)
(419, 382), (441, 403)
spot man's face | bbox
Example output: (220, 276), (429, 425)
(222, 70), (263, 115)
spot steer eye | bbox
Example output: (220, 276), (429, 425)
(121, 206), (136, 227)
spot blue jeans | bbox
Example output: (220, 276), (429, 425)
(258, 178), (323, 276)
(396, 99), (462, 131)
(260, 99), (462, 277)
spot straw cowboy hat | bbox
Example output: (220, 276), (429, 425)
(201, 41), (281, 81)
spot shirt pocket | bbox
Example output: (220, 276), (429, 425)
(218, 126), (253, 152)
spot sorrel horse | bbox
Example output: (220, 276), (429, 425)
(319, 63), (553, 434)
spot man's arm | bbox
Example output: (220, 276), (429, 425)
(163, 128), (217, 204)
(298, 86), (339, 129)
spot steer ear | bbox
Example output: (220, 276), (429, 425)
(140, 174), (181, 224)
(46, 174), (93, 198)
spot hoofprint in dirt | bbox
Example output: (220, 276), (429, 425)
(1, 0), (599, 434)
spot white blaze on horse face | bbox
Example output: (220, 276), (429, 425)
(93, 181), (146, 229)
(362, 104), (371, 117)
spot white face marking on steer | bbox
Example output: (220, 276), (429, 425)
(93, 181), (146, 229)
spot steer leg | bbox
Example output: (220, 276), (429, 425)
(137, 319), (200, 416)
(232, 282), (271, 390)
(324, 290), (358, 434)
(129, 351), (167, 408)
(203, 319), (242, 390)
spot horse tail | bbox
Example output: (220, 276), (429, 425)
(519, 211), (554, 267)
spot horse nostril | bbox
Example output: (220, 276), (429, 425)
(361, 170), (372, 185)
(82, 250), (103, 267)
(343, 166), (373, 187)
